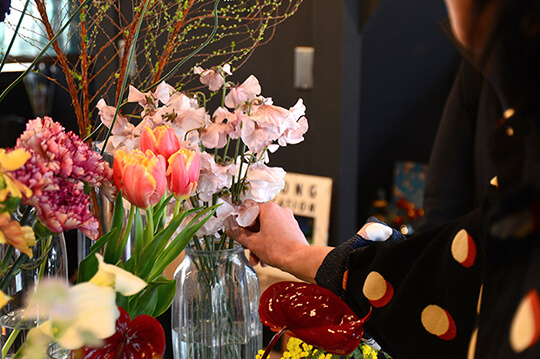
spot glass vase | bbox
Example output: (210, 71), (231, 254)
(171, 246), (262, 359)
(0, 233), (68, 358)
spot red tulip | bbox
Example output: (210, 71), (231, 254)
(140, 126), (181, 161)
(72, 307), (166, 359)
(167, 149), (200, 200)
(113, 149), (167, 209)
(259, 281), (371, 356)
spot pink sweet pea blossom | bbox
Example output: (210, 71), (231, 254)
(196, 152), (236, 202)
(241, 163), (285, 203)
(194, 65), (231, 92)
(278, 99), (309, 146)
(225, 75), (262, 109)
(201, 107), (235, 149)
(96, 99), (133, 136)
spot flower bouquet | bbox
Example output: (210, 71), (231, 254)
(0, 116), (215, 359)
(94, 63), (308, 358)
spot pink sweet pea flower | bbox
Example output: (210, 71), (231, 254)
(167, 149), (200, 200)
(224, 75), (262, 109)
(194, 65), (230, 92)
(113, 149), (167, 209)
(139, 125), (181, 161)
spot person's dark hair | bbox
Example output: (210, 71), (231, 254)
(475, 0), (540, 114)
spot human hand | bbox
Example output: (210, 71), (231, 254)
(228, 202), (332, 283)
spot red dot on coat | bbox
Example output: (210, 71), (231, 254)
(421, 305), (457, 341)
(510, 289), (540, 353)
(363, 271), (394, 308)
(451, 229), (477, 268)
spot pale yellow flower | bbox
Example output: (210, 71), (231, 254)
(27, 280), (119, 350)
(0, 148), (32, 201)
(0, 212), (36, 258)
(89, 254), (147, 296)
(0, 290), (11, 308)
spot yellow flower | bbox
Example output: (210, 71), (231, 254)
(0, 212), (36, 258)
(0, 290), (11, 308)
(0, 148), (32, 202)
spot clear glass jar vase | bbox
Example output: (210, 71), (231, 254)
(0, 232), (68, 358)
(171, 245), (262, 359)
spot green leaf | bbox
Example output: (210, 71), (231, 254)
(103, 192), (125, 263)
(127, 277), (176, 318)
(127, 284), (158, 318)
(133, 208), (193, 279)
(148, 206), (218, 281)
(77, 228), (118, 283)
(150, 276), (176, 317)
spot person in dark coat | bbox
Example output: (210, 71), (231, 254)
(230, 0), (540, 357)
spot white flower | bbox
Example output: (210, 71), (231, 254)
(242, 163), (286, 203)
(26, 279), (119, 350)
(89, 254), (147, 296)
(277, 99), (309, 146)
(196, 152), (236, 202)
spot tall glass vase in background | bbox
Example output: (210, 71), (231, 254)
(172, 245), (262, 359)
(0, 232), (68, 358)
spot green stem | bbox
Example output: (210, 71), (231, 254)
(0, 246), (14, 274)
(2, 328), (20, 359)
(141, 0), (223, 93)
(173, 199), (182, 218)
(115, 204), (136, 263)
(144, 208), (154, 248)
(0, 253), (28, 292)
(0, 0), (93, 103)
(37, 237), (52, 280)
(0, 0), (31, 73)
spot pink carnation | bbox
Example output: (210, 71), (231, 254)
(12, 117), (112, 239)
(24, 178), (99, 239)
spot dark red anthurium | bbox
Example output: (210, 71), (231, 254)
(259, 281), (371, 356)
(71, 307), (166, 359)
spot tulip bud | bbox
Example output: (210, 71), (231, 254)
(167, 149), (200, 200)
(113, 149), (167, 209)
(140, 125), (181, 161)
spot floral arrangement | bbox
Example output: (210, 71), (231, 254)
(97, 63), (308, 249)
(0, 115), (214, 358)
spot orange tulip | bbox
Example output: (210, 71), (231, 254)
(113, 149), (167, 209)
(139, 126), (181, 161)
(167, 149), (200, 200)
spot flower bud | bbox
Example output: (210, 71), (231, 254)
(167, 149), (200, 200)
(140, 125), (181, 161)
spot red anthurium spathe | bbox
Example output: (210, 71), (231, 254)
(113, 149), (167, 209)
(167, 149), (200, 200)
(259, 281), (371, 356)
(73, 307), (166, 359)
(140, 125), (181, 161)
